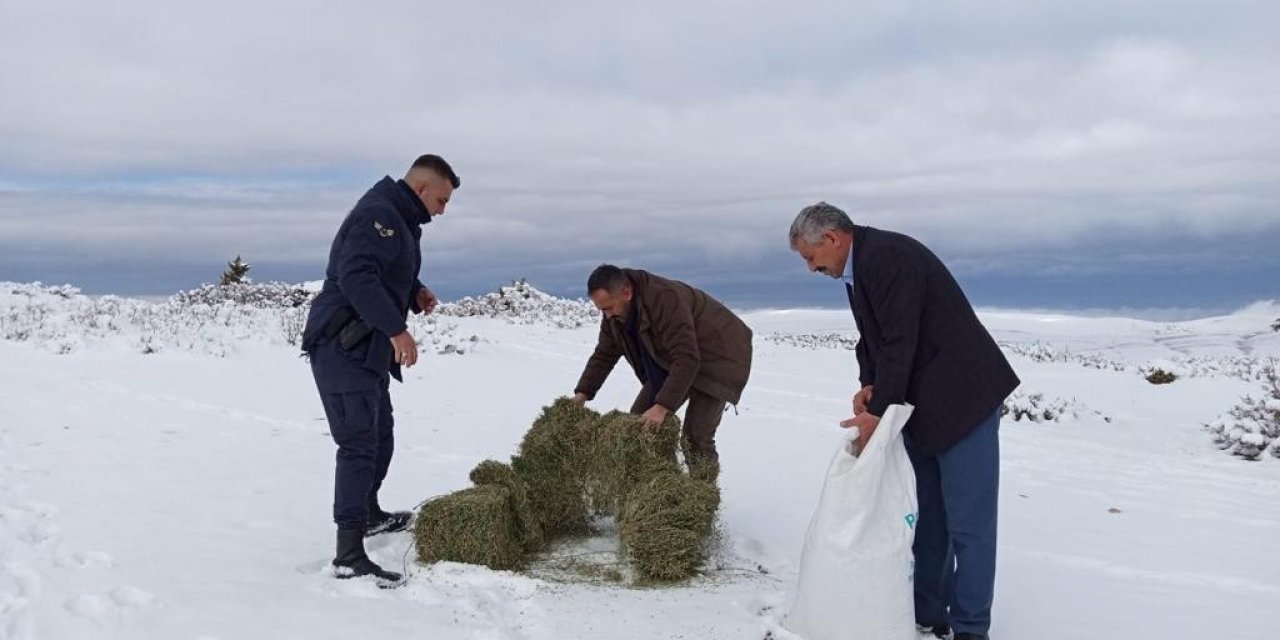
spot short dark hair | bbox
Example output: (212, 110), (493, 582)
(411, 154), (460, 188)
(587, 264), (628, 294)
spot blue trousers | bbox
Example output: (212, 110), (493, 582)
(907, 410), (1000, 638)
(318, 379), (395, 530)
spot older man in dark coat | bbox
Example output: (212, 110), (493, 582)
(572, 265), (753, 478)
(790, 202), (1018, 640)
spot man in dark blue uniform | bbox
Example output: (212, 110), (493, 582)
(302, 154), (459, 584)
(789, 202), (1018, 640)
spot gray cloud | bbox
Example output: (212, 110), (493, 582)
(0, 0), (1277, 303)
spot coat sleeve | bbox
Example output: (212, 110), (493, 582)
(335, 209), (408, 338)
(863, 246), (927, 417)
(651, 291), (701, 411)
(574, 322), (622, 400)
(409, 280), (426, 313)
(856, 337), (874, 387)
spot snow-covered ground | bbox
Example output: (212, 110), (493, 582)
(1, 282), (1278, 640)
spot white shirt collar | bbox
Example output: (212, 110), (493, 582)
(840, 244), (855, 286)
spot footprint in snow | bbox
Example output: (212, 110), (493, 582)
(65, 585), (157, 622)
(55, 549), (115, 569)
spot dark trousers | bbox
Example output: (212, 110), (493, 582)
(319, 378), (395, 530)
(907, 410), (1000, 637)
(631, 385), (726, 460)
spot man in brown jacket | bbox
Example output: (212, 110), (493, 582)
(571, 265), (753, 474)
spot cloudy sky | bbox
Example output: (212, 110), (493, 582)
(2, 0), (1277, 314)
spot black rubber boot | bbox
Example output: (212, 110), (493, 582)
(365, 508), (413, 537)
(333, 528), (403, 586)
(918, 623), (952, 639)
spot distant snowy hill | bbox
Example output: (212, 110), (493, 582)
(0, 281), (1277, 639)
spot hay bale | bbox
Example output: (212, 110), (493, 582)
(414, 485), (524, 571)
(416, 398), (720, 581)
(470, 459), (516, 486)
(469, 459), (544, 552)
(589, 410), (681, 515)
(618, 471), (721, 582)
(510, 398), (600, 537)
(686, 453), (721, 484)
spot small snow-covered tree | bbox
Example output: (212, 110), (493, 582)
(1272, 317), (1279, 333)
(219, 255), (251, 286)
(1207, 362), (1280, 461)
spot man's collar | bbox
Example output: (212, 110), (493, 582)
(841, 232), (857, 285)
(394, 178), (432, 226)
(624, 300), (639, 330)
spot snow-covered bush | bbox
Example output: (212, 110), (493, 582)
(438, 280), (599, 329)
(762, 332), (858, 350)
(1001, 391), (1095, 423)
(1175, 356), (1273, 382)
(0, 281), (470, 356)
(171, 282), (314, 309)
(998, 341), (1128, 372)
(279, 306), (307, 346)
(1206, 362), (1280, 461)
(1000, 342), (1270, 383)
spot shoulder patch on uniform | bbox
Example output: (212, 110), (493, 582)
(373, 221), (395, 238)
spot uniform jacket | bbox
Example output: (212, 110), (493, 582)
(302, 177), (432, 392)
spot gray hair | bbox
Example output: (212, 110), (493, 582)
(789, 201), (854, 247)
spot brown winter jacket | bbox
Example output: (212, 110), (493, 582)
(574, 269), (753, 411)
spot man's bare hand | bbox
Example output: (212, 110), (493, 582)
(414, 286), (439, 315)
(840, 411), (881, 453)
(853, 385), (874, 415)
(390, 331), (419, 368)
(640, 404), (670, 430)
(571, 393), (589, 405)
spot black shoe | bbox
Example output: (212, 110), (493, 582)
(953, 633), (985, 640)
(365, 508), (413, 537)
(918, 623), (951, 639)
(333, 528), (403, 586)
